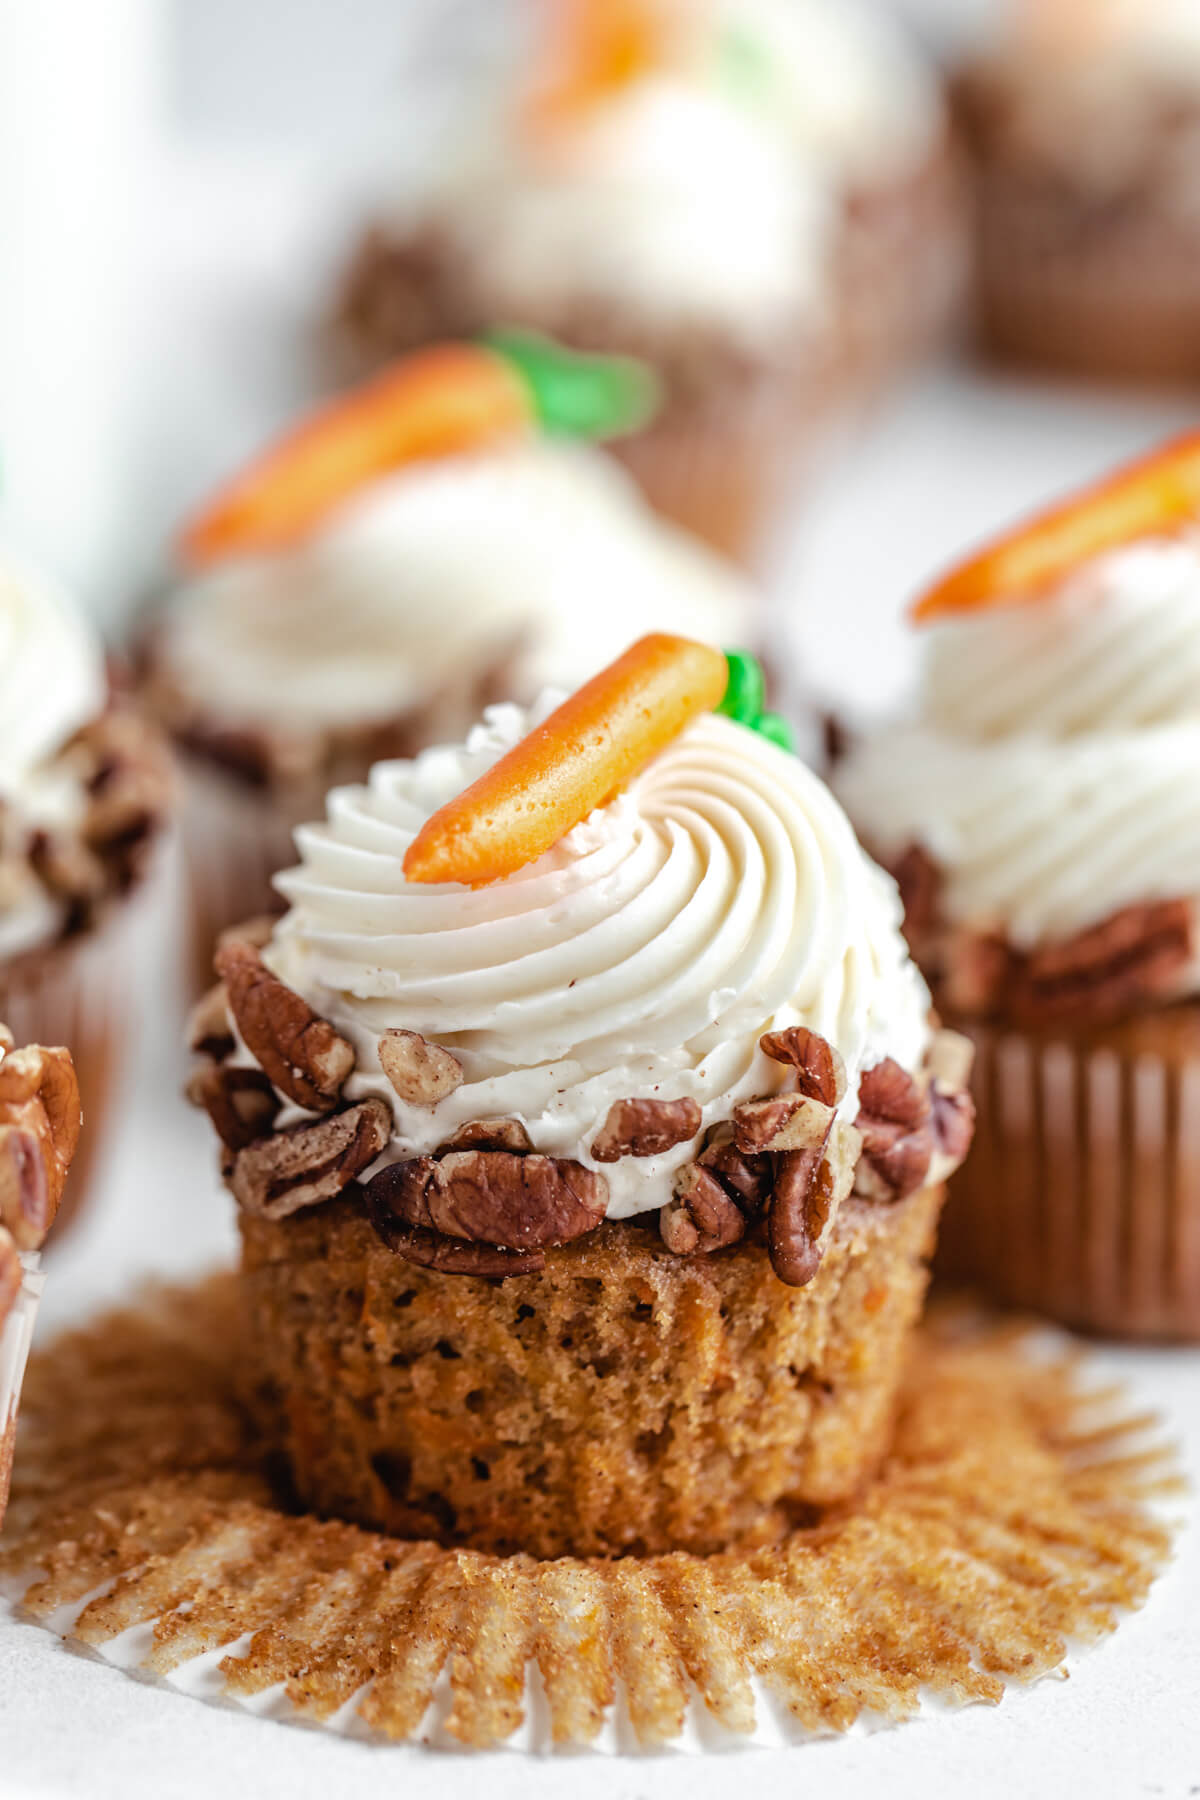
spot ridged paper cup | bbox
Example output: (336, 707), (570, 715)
(938, 1006), (1200, 1341)
(0, 916), (132, 1232)
(0, 1253), (44, 1526)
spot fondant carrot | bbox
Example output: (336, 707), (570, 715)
(403, 634), (728, 887)
(913, 431), (1200, 623)
(525, 0), (665, 133)
(180, 333), (658, 568)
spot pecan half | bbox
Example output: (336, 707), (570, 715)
(732, 1092), (837, 1155)
(853, 1058), (933, 1201)
(377, 1029), (463, 1106)
(767, 1120), (861, 1288)
(0, 1044), (81, 1242)
(698, 1133), (773, 1215)
(366, 1201), (545, 1276)
(187, 981), (234, 1062)
(660, 1131), (771, 1256)
(215, 942), (354, 1112)
(590, 1096), (702, 1163)
(1009, 899), (1193, 1027)
(365, 1150), (607, 1250)
(228, 1099), (392, 1220)
(186, 1064), (280, 1151)
(442, 1118), (533, 1154)
(759, 1028), (847, 1106)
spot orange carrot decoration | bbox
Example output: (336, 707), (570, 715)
(179, 333), (658, 569)
(403, 634), (728, 887)
(912, 431), (1200, 624)
(524, 0), (669, 134)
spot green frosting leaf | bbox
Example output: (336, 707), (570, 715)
(716, 649), (795, 752)
(482, 328), (661, 442)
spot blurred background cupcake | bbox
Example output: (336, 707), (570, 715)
(0, 545), (168, 1225)
(137, 333), (754, 985)
(955, 0), (1200, 382)
(334, 0), (961, 560)
(835, 437), (1200, 1341)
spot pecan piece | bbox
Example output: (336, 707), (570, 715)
(186, 1064), (280, 1151)
(660, 1163), (749, 1255)
(853, 1058), (933, 1201)
(187, 981), (234, 1061)
(891, 843), (942, 951)
(697, 1133), (773, 1215)
(365, 1150), (606, 1250)
(931, 1087), (976, 1168)
(590, 1096), (702, 1163)
(215, 941), (354, 1112)
(1010, 898), (1193, 1027)
(228, 1099), (391, 1220)
(366, 1200), (545, 1276)
(0, 1044), (81, 1238)
(442, 1118), (533, 1154)
(0, 1127), (51, 1252)
(378, 1029), (463, 1106)
(768, 1120), (861, 1288)
(732, 1092), (836, 1155)
(759, 1028), (847, 1106)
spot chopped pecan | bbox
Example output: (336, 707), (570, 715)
(186, 1064), (280, 1151)
(228, 1099), (392, 1220)
(0, 1226), (20, 1327)
(0, 1044), (81, 1241)
(931, 1087), (976, 1168)
(187, 981), (234, 1061)
(442, 1118), (533, 1154)
(590, 1096), (702, 1163)
(759, 1028), (847, 1106)
(697, 1133), (773, 1215)
(365, 1150), (606, 1250)
(0, 1128), (50, 1251)
(1009, 899), (1193, 1027)
(377, 1029), (463, 1106)
(660, 1163), (748, 1255)
(733, 1092), (836, 1155)
(892, 843), (942, 952)
(30, 829), (107, 906)
(366, 1201), (545, 1276)
(215, 941), (354, 1112)
(854, 1058), (933, 1201)
(943, 932), (1010, 1017)
(767, 1120), (861, 1288)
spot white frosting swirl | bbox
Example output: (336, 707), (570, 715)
(835, 539), (1200, 950)
(0, 550), (107, 962)
(159, 442), (752, 738)
(265, 703), (932, 1218)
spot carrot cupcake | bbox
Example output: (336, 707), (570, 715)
(335, 0), (958, 557)
(956, 0), (1200, 381)
(0, 1023), (81, 1522)
(140, 336), (753, 983)
(835, 435), (1200, 1341)
(187, 636), (974, 1558)
(1, 549), (168, 1223)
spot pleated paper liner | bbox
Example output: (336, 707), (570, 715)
(0, 1273), (1178, 1753)
(939, 1019), (1200, 1341)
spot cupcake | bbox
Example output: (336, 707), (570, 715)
(956, 0), (1200, 381)
(139, 335), (753, 986)
(187, 635), (974, 1558)
(0, 1023), (81, 1522)
(335, 0), (958, 558)
(835, 433), (1200, 1340)
(1, 549), (168, 1224)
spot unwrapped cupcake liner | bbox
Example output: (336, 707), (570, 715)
(0, 1254), (43, 1527)
(939, 1021), (1200, 1340)
(0, 1276), (1177, 1754)
(0, 909), (134, 1230)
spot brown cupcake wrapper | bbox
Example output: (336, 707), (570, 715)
(939, 1020), (1200, 1340)
(0, 1254), (43, 1527)
(0, 913), (134, 1231)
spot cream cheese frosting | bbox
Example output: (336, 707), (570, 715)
(158, 441), (752, 739)
(0, 550), (107, 961)
(263, 700), (932, 1219)
(835, 537), (1200, 951)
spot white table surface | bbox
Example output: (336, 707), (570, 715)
(6, 150), (1200, 1799)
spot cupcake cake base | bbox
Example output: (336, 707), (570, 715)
(240, 1187), (943, 1559)
(0, 1274), (1175, 1752)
